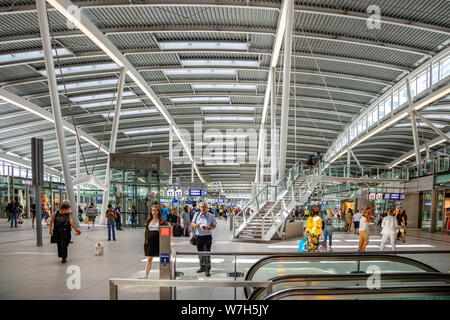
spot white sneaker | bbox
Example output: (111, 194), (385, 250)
(138, 275), (148, 280)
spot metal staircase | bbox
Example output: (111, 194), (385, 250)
(233, 162), (322, 241)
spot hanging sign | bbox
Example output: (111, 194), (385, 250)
(175, 189), (183, 197)
(369, 193), (376, 200)
(167, 189), (175, 197)
(376, 193), (383, 200)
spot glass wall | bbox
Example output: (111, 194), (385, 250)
(422, 190), (433, 231)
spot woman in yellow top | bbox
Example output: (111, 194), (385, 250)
(304, 207), (323, 252)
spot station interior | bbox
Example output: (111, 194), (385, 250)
(0, 0), (449, 301)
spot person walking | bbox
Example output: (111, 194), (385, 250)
(6, 200), (18, 228)
(323, 209), (334, 251)
(352, 210), (361, 234)
(161, 203), (169, 221)
(345, 208), (353, 232)
(106, 204), (116, 241)
(191, 202), (217, 277)
(395, 207), (406, 243)
(181, 206), (191, 237)
(130, 205), (138, 229)
(140, 205), (168, 279)
(380, 209), (398, 251)
(304, 207), (323, 252)
(358, 206), (374, 252)
(77, 205), (84, 223)
(85, 203), (98, 229)
(49, 202), (80, 264)
(115, 202), (123, 230)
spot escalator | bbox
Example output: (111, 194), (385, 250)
(243, 253), (450, 300)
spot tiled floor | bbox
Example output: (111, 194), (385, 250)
(0, 218), (449, 300)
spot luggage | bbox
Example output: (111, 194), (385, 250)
(173, 225), (182, 237)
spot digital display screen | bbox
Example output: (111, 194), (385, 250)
(189, 189), (202, 196)
(390, 193), (400, 200)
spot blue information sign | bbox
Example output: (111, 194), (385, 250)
(399, 194), (405, 200)
(185, 200), (196, 205)
(160, 253), (170, 264)
(189, 189), (202, 196)
(390, 193), (400, 200)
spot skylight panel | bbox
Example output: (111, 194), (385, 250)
(171, 97), (230, 103)
(70, 91), (134, 103)
(193, 84), (257, 90)
(181, 59), (259, 68)
(201, 106), (255, 112)
(204, 116), (254, 122)
(0, 48), (72, 64)
(123, 127), (169, 135)
(57, 79), (117, 91)
(38, 63), (119, 76)
(80, 98), (141, 109)
(163, 69), (237, 76)
(102, 109), (158, 118)
(159, 41), (248, 51)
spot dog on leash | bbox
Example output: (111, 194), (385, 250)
(95, 242), (104, 256)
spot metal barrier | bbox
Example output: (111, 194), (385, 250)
(109, 278), (273, 300)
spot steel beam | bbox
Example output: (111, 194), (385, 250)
(406, 78), (422, 166)
(37, 0), (78, 225)
(100, 68), (126, 225)
(270, 67), (278, 185)
(414, 111), (450, 143)
(47, 0), (205, 184)
(279, 0), (294, 179)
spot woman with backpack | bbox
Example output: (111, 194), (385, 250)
(305, 207), (323, 252)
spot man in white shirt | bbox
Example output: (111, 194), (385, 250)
(380, 209), (398, 251)
(353, 211), (362, 234)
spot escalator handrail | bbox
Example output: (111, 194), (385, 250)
(248, 272), (450, 300)
(244, 254), (441, 298)
(262, 284), (450, 300)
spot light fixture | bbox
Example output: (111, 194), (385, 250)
(163, 69), (236, 76)
(159, 41), (248, 51)
(79, 98), (142, 109)
(204, 162), (240, 166)
(0, 48), (72, 64)
(202, 156), (236, 161)
(204, 116), (254, 122)
(123, 127), (170, 135)
(203, 133), (248, 139)
(201, 106), (255, 112)
(102, 109), (158, 118)
(57, 79), (117, 91)
(193, 84), (257, 90)
(171, 97), (230, 103)
(209, 173), (241, 177)
(38, 63), (119, 76)
(181, 59), (259, 68)
(69, 91), (134, 103)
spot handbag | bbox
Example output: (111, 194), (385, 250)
(298, 236), (307, 252)
(190, 212), (200, 246)
(50, 232), (57, 244)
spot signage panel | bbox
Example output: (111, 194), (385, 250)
(189, 189), (202, 196)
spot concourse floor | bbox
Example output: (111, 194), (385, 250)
(0, 217), (449, 300)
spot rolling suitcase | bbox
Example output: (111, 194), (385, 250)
(173, 225), (182, 237)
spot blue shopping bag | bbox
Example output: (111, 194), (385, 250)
(298, 236), (307, 252)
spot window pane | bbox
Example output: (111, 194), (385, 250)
(385, 97), (392, 114)
(379, 102), (385, 118)
(417, 72), (427, 94)
(432, 64), (439, 84)
(399, 86), (408, 105)
(410, 78), (417, 97)
(372, 108), (378, 123)
(368, 111), (373, 126)
(441, 56), (449, 79)
(393, 90), (399, 110)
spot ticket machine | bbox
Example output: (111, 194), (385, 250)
(159, 226), (173, 300)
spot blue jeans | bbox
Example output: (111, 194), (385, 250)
(107, 222), (116, 240)
(10, 213), (18, 227)
(131, 217), (137, 229)
(116, 215), (122, 230)
(324, 229), (333, 247)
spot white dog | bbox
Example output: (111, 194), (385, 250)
(95, 242), (104, 256)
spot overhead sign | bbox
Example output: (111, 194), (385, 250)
(185, 201), (196, 205)
(21, 180), (32, 185)
(189, 189), (202, 196)
(399, 194), (405, 200)
(376, 193), (383, 200)
(167, 189), (175, 197)
(218, 199), (225, 203)
(390, 193), (400, 200)
(384, 193), (391, 200)
(369, 193), (376, 200)
(175, 189), (183, 197)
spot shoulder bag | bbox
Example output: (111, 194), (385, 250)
(190, 212), (200, 246)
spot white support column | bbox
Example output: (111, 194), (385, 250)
(278, 0), (294, 179)
(36, 0), (78, 227)
(100, 68), (126, 224)
(169, 125), (173, 185)
(260, 128), (266, 189)
(76, 139), (80, 207)
(270, 67), (278, 185)
(406, 78), (421, 166)
(347, 148), (351, 178)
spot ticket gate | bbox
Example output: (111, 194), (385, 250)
(159, 226), (173, 300)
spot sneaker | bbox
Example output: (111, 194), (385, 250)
(139, 275), (148, 280)
(196, 268), (205, 273)
(61, 258), (67, 264)
(108, 239), (111, 241)
(205, 270), (211, 277)
(113, 239), (116, 241)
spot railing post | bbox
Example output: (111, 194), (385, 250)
(110, 281), (118, 300)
